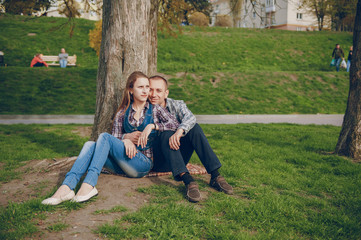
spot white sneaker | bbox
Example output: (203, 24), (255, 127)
(41, 190), (75, 205)
(72, 187), (98, 203)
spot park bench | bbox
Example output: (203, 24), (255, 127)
(40, 55), (77, 67)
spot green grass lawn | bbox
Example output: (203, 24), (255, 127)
(0, 14), (352, 115)
(1, 124), (360, 239)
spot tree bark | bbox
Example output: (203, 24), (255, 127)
(335, 0), (361, 158)
(91, 0), (158, 140)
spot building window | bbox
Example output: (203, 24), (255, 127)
(297, 13), (303, 20)
(296, 27), (303, 31)
(271, 14), (276, 24)
(253, 11), (256, 18)
(267, 0), (274, 6)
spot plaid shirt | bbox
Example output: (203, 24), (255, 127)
(112, 102), (179, 159)
(165, 98), (196, 135)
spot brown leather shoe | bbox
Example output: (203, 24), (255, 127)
(186, 182), (201, 202)
(210, 176), (233, 195)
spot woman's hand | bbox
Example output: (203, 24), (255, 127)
(123, 139), (137, 159)
(138, 124), (155, 149)
(123, 131), (142, 145)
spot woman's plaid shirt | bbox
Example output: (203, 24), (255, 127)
(112, 102), (179, 159)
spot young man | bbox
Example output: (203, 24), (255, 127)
(332, 44), (345, 72)
(148, 75), (233, 202)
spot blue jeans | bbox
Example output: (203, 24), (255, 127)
(62, 133), (153, 190)
(335, 58), (342, 72)
(347, 60), (351, 72)
(59, 59), (67, 68)
(152, 124), (222, 181)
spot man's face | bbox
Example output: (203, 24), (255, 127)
(336, 45), (340, 49)
(149, 79), (169, 107)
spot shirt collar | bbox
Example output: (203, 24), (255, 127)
(131, 101), (150, 112)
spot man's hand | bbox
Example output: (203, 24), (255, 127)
(123, 139), (137, 159)
(169, 129), (184, 150)
(123, 131), (142, 145)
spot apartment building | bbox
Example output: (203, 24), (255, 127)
(210, 0), (319, 31)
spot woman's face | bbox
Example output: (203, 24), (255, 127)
(130, 77), (150, 103)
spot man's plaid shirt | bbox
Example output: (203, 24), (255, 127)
(165, 98), (196, 135)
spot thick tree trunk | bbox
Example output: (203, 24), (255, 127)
(91, 0), (158, 140)
(335, 0), (361, 158)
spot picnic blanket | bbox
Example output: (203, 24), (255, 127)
(102, 163), (207, 177)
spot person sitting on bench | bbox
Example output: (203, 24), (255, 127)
(30, 54), (48, 68)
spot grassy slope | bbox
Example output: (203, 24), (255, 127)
(0, 14), (353, 114)
(158, 27), (353, 73)
(0, 14), (97, 68)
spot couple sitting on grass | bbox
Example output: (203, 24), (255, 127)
(42, 71), (233, 204)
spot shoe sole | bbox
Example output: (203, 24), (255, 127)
(210, 184), (234, 195)
(186, 195), (201, 203)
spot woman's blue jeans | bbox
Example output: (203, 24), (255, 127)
(59, 59), (67, 68)
(62, 133), (153, 190)
(347, 60), (351, 72)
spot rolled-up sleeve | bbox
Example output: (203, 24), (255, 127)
(171, 100), (196, 135)
(111, 110), (125, 140)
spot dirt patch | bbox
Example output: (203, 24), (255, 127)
(71, 126), (93, 138)
(0, 157), (186, 239)
(316, 76), (327, 84)
(289, 74), (298, 82)
(286, 49), (304, 56)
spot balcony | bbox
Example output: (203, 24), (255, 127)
(266, 5), (276, 13)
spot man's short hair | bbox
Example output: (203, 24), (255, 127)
(149, 75), (168, 89)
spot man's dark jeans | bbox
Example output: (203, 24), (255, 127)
(152, 124), (222, 180)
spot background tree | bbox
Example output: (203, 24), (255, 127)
(2, 0), (53, 15)
(58, 0), (81, 18)
(183, 0), (212, 25)
(329, 0), (357, 31)
(91, 0), (158, 139)
(335, 0), (361, 158)
(230, 0), (242, 27)
(301, 0), (330, 31)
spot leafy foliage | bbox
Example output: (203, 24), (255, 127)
(188, 12), (209, 26)
(1, 0), (53, 15)
(89, 20), (102, 56)
(300, 0), (357, 31)
(215, 15), (232, 27)
(57, 0), (81, 18)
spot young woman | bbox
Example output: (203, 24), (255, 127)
(42, 71), (179, 205)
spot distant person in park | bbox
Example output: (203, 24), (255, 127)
(30, 54), (48, 67)
(42, 71), (179, 205)
(147, 76), (233, 202)
(347, 46), (353, 73)
(332, 44), (344, 72)
(58, 48), (69, 68)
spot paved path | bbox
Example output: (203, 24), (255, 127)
(0, 114), (344, 126)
